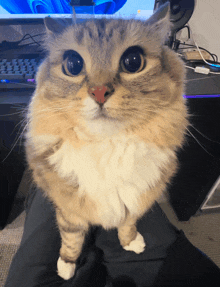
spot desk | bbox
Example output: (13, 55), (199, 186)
(168, 68), (220, 220)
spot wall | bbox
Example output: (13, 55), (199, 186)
(179, 0), (220, 61)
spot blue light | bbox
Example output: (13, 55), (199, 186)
(183, 95), (220, 98)
(0, 0), (127, 15)
(209, 63), (220, 68)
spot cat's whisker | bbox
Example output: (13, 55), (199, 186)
(2, 123), (29, 163)
(14, 115), (28, 130)
(27, 106), (70, 118)
(1, 115), (29, 160)
(185, 127), (214, 157)
(35, 106), (66, 113)
(50, 105), (84, 113)
(11, 119), (28, 149)
(1, 109), (73, 163)
(188, 123), (220, 145)
(0, 105), (28, 117)
(108, 107), (165, 116)
(0, 111), (26, 117)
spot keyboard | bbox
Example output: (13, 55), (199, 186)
(0, 53), (44, 89)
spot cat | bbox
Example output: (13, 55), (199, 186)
(24, 2), (188, 280)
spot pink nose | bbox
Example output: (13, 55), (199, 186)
(88, 86), (108, 104)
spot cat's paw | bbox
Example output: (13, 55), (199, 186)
(57, 257), (76, 280)
(123, 232), (146, 254)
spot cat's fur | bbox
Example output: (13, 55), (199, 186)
(25, 3), (188, 280)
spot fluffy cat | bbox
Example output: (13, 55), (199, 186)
(25, 3), (188, 280)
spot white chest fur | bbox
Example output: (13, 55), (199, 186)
(48, 135), (174, 228)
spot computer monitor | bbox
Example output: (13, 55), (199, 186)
(0, 0), (155, 24)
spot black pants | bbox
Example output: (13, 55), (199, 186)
(5, 185), (220, 287)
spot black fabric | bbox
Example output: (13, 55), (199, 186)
(94, 204), (177, 286)
(4, 187), (107, 287)
(153, 230), (220, 287)
(5, 186), (220, 287)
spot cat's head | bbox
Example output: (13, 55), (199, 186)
(33, 3), (188, 147)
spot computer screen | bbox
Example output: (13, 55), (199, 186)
(0, 0), (155, 20)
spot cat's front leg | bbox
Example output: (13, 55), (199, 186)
(56, 211), (89, 280)
(118, 222), (145, 254)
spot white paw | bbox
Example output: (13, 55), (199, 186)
(57, 257), (76, 280)
(123, 232), (146, 254)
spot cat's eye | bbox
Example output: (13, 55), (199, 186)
(120, 46), (146, 73)
(62, 50), (84, 76)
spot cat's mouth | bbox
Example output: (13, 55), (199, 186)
(93, 112), (108, 120)
(85, 103), (118, 123)
(92, 107), (111, 120)
(84, 106), (123, 136)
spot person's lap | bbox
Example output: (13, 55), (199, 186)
(4, 185), (220, 287)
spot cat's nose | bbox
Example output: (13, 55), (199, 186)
(88, 85), (114, 105)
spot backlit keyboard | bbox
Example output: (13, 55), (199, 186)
(0, 53), (43, 89)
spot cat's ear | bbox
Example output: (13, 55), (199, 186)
(146, 2), (171, 41)
(44, 17), (69, 35)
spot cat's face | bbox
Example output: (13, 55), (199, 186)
(33, 4), (187, 144)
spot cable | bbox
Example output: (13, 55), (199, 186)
(19, 32), (45, 42)
(71, 5), (77, 25)
(177, 42), (218, 63)
(185, 65), (194, 70)
(206, 70), (220, 75)
(0, 32), (45, 52)
(18, 33), (45, 46)
(173, 25), (220, 74)
(188, 25), (220, 69)
(185, 65), (220, 75)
